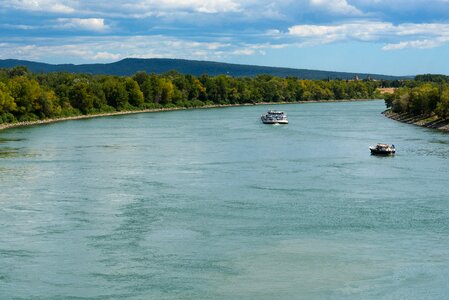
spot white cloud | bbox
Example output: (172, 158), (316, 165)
(266, 29), (282, 36)
(0, 19), (108, 32)
(309, 0), (363, 15)
(395, 23), (449, 36)
(55, 18), (108, 32)
(91, 52), (121, 60)
(0, 35), (284, 63)
(1, 24), (36, 30)
(382, 38), (449, 50)
(288, 21), (449, 50)
(232, 48), (256, 55)
(124, 0), (241, 14)
(3, 0), (75, 13)
(288, 21), (391, 44)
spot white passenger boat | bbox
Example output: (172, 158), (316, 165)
(261, 110), (288, 124)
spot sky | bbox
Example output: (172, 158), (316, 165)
(1, 0), (449, 75)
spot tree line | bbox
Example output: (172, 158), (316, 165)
(0, 66), (383, 124)
(384, 82), (449, 118)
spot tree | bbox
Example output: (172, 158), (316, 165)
(0, 66), (388, 124)
(133, 72), (154, 103)
(36, 90), (61, 117)
(101, 77), (128, 110)
(7, 76), (41, 116)
(7, 66), (29, 78)
(125, 78), (144, 107)
(0, 82), (16, 113)
(392, 91), (410, 113)
(436, 87), (449, 118)
(410, 84), (438, 115)
(159, 78), (174, 105)
(69, 80), (94, 114)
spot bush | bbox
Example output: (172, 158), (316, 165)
(0, 113), (17, 124)
(143, 103), (162, 109)
(18, 113), (39, 122)
(191, 100), (205, 107)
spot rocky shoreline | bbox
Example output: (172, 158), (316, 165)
(383, 110), (449, 132)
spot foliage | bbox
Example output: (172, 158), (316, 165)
(0, 66), (384, 124)
(415, 74), (449, 83)
(385, 82), (449, 118)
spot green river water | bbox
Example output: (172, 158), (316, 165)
(1, 100), (449, 299)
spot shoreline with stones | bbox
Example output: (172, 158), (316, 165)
(1, 99), (376, 131)
(383, 110), (449, 132)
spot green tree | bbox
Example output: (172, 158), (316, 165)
(133, 72), (154, 103)
(159, 78), (174, 105)
(101, 77), (128, 110)
(36, 90), (61, 117)
(410, 84), (439, 115)
(69, 80), (94, 114)
(436, 87), (449, 118)
(0, 82), (17, 113)
(7, 76), (41, 116)
(125, 78), (144, 107)
(7, 66), (29, 78)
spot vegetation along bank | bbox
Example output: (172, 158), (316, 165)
(384, 74), (449, 132)
(0, 66), (383, 128)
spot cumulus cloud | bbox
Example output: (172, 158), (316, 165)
(3, 0), (75, 13)
(92, 52), (121, 60)
(382, 38), (449, 50)
(2, 0), (449, 68)
(55, 18), (108, 32)
(288, 21), (449, 50)
(0, 35), (284, 63)
(309, 0), (363, 15)
(2, 0), (448, 24)
(169, 0), (240, 13)
(289, 21), (391, 42)
(122, 0), (241, 14)
(232, 48), (256, 55)
(1, 24), (36, 30)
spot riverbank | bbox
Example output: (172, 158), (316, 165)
(0, 99), (376, 131)
(383, 110), (449, 132)
(0, 108), (183, 131)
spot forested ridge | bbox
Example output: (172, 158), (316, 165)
(0, 66), (383, 124)
(0, 58), (408, 80)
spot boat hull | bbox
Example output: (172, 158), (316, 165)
(261, 118), (279, 124)
(369, 148), (395, 155)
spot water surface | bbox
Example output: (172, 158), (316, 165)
(1, 101), (449, 299)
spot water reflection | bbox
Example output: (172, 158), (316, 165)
(0, 147), (24, 158)
(430, 139), (449, 145)
(0, 147), (39, 159)
(0, 137), (26, 143)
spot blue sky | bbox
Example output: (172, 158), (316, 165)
(1, 0), (449, 75)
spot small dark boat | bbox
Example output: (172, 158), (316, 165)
(369, 143), (396, 155)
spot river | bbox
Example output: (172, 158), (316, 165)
(1, 100), (449, 299)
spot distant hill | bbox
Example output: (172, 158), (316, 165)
(0, 58), (408, 80)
